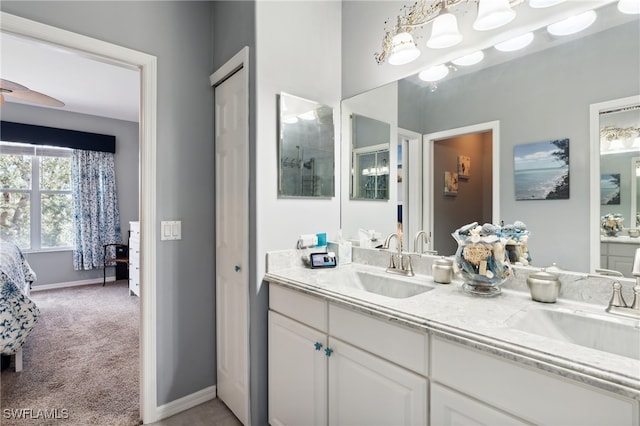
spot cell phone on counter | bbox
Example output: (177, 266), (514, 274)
(310, 252), (337, 268)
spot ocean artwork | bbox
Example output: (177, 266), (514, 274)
(514, 139), (569, 201)
(600, 173), (621, 205)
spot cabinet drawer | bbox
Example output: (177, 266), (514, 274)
(329, 304), (428, 376)
(432, 336), (638, 425)
(607, 242), (638, 257)
(269, 284), (327, 332)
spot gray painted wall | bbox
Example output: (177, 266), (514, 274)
(2, 0), (217, 407)
(398, 22), (640, 272)
(1, 103), (139, 285)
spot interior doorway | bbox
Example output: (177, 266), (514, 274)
(1, 12), (158, 423)
(423, 121), (500, 257)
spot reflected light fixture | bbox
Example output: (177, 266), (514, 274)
(419, 64), (450, 82)
(547, 10), (597, 36)
(375, 0), (524, 65)
(494, 32), (534, 52)
(427, 13), (463, 49)
(529, 0), (565, 8)
(618, 0), (640, 14)
(298, 110), (317, 121)
(452, 50), (485, 66)
(388, 31), (421, 65)
(600, 125), (640, 154)
(473, 0), (516, 31)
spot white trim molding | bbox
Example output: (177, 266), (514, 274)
(156, 385), (217, 421)
(0, 12), (159, 424)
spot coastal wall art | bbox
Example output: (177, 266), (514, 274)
(444, 171), (458, 196)
(457, 155), (471, 179)
(600, 173), (621, 205)
(514, 138), (570, 201)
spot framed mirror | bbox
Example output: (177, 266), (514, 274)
(350, 113), (390, 200)
(278, 92), (335, 198)
(590, 95), (640, 278)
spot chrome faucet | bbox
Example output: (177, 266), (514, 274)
(413, 230), (438, 255)
(383, 233), (414, 277)
(588, 266), (640, 319)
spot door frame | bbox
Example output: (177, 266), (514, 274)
(398, 128), (423, 250)
(1, 12), (159, 423)
(210, 46), (251, 425)
(423, 121), (500, 251)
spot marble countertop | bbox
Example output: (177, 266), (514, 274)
(601, 235), (640, 244)
(264, 249), (640, 401)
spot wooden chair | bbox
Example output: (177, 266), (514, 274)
(103, 243), (129, 286)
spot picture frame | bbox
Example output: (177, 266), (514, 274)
(444, 171), (458, 196)
(601, 173), (621, 205)
(457, 155), (471, 179)
(514, 139), (570, 200)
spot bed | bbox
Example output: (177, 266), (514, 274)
(0, 242), (39, 372)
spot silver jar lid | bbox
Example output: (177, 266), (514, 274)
(528, 268), (559, 282)
(434, 256), (453, 266)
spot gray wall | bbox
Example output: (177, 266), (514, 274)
(400, 21), (640, 272)
(2, 0), (217, 407)
(1, 103), (139, 286)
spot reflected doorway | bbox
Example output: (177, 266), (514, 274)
(424, 121), (500, 257)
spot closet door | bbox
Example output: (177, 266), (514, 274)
(215, 63), (249, 425)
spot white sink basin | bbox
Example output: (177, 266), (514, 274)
(344, 271), (434, 299)
(508, 308), (640, 359)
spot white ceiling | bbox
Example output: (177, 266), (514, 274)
(0, 0), (636, 122)
(0, 31), (140, 123)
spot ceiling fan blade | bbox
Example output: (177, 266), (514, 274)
(0, 78), (29, 92)
(6, 89), (65, 107)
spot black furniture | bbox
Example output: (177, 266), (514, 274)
(103, 243), (129, 286)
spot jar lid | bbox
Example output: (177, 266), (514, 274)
(434, 256), (453, 266)
(529, 268), (559, 281)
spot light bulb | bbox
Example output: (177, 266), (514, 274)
(419, 64), (450, 82)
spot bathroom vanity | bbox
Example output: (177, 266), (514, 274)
(265, 248), (640, 426)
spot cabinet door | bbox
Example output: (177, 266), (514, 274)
(431, 383), (527, 426)
(328, 338), (427, 426)
(268, 311), (327, 426)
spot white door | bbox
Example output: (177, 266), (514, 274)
(215, 66), (249, 424)
(268, 311), (328, 426)
(328, 338), (427, 426)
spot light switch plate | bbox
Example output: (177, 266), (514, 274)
(161, 220), (181, 240)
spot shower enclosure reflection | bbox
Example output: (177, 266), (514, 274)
(278, 93), (335, 198)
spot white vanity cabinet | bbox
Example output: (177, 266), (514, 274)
(431, 336), (639, 426)
(268, 284), (428, 426)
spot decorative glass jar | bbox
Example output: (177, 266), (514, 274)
(452, 222), (512, 297)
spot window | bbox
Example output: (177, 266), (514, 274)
(1, 141), (73, 251)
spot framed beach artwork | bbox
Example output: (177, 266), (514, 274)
(457, 155), (471, 179)
(600, 173), (621, 205)
(514, 139), (570, 200)
(444, 171), (458, 196)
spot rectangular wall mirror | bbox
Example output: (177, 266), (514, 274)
(278, 93), (335, 198)
(350, 113), (390, 200)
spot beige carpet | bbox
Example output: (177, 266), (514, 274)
(1, 281), (140, 425)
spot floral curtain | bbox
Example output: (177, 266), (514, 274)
(71, 150), (121, 270)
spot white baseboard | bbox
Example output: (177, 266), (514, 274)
(153, 385), (217, 423)
(30, 276), (116, 292)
